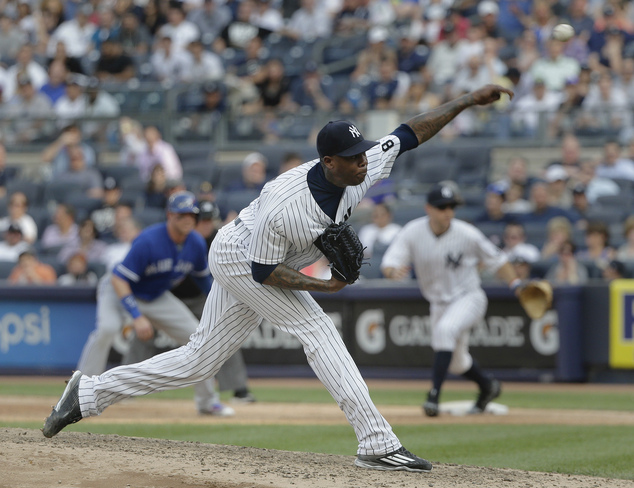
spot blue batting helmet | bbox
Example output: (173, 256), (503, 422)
(167, 191), (199, 214)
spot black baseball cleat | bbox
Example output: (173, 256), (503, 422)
(423, 388), (439, 417)
(468, 378), (501, 414)
(42, 371), (83, 438)
(355, 447), (432, 472)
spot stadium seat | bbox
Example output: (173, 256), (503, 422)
(42, 181), (84, 206)
(133, 207), (166, 228)
(99, 165), (140, 183)
(0, 260), (16, 280)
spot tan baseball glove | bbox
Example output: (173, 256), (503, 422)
(517, 280), (553, 319)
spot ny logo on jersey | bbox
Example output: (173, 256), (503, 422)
(445, 252), (463, 270)
(349, 125), (361, 138)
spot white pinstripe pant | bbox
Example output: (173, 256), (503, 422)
(78, 226), (401, 455)
(430, 289), (488, 375)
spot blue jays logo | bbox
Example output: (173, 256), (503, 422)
(445, 252), (463, 269)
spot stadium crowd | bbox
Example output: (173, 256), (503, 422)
(0, 0), (634, 284)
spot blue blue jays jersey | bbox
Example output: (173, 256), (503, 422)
(113, 223), (210, 301)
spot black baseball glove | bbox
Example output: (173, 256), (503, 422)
(314, 222), (365, 284)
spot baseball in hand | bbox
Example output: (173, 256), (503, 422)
(552, 23), (575, 42)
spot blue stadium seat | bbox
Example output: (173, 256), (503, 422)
(6, 180), (43, 207)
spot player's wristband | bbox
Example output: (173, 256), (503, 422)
(121, 294), (141, 319)
(509, 279), (522, 291)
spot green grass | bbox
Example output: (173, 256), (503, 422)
(2, 381), (634, 480)
(4, 381), (633, 411)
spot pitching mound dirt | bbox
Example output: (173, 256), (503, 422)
(2, 428), (633, 488)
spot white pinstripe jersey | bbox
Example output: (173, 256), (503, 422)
(224, 134), (402, 271)
(382, 217), (508, 303)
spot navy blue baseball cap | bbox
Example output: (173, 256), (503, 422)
(167, 191), (199, 214)
(427, 184), (461, 207)
(316, 120), (379, 158)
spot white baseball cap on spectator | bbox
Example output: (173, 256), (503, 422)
(545, 165), (568, 183)
(478, 1), (499, 17)
(368, 26), (389, 44)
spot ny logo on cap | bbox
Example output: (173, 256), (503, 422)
(349, 125), (361, 138)
(441, 187), (453, 198)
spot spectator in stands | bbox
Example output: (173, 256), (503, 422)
(58, 217), (108, 264)
(0, 13), (25, 63)
(473, 183), (512, 224)
(247, 58), (294, 114)
(57, 251), (98, 285)
(0, 191), (38, 244)
(568, 183), (590, 229)
(350, 26), (396, 82)
(521, 182), (576, 224)
(182, 38), (224, 83)
(397, 76), (441, 114)
(101, 216), (141, 271)
(118, 10), (151, 58)
(395, 25), (428, 75)
(358, 203), (402, 259)
(187, 0), (231, 46)
(510, 79), (561, 137)
(46, 3), (96, 59)
(83, 78), (121, 142)
(0, 142), (18, 199)
(150, 34), (190, 83)
(576, 220), (615, 265)
(451, 53), (494, 98)
(95, 39), (136, 82)
(541, 216), (573, 260)
(547, 77), (586, 139)
(366, 57), (409, 110)
(547, 132), (582, 176)
(545, 240), (588, 285)
(136, 126), (183, 182)
(141, 0), (168, 37)
(157, 0), (200, 55)
(58, 144), (104, 199)
(545, 165), (572, 208)
(601, 259), (629, 281)
(530, 38), (580, 92)
(278, 152), (303, 175)
(41, 123), (97, 178)
(40, 59), (68, 105)
(250, 0), (283, 34)
(1, 74), (55, 143)
(576, 159), (616, 199)
(0, 224), (30, 262)
(562, 0), (594, 41)
(226, 152), (268, 192)
(279, 0), (332, 42)
(502, 222), (541, 264)
(616, 215), (634, 262)
(509, 252), (533, 281)
(595, 139), (634, 181)
(8, 249), (57, 284)
(3, 44), (48, 101)
(54, 73), (90, 127)
(289, 62), (335, 113)
(333, 0), (371, 35)
(144, 164), (169, 209)
(477, 0), (500, 38)
(46, 39), (84, 76)
(90, 7), (120, 53)
(502, 182), (532, 214)
(577, 72), (630, 136)
(426, 21), (464, 91)
(40, 203), (79, 253)
(90, 177), (124, 242)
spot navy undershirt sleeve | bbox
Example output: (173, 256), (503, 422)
(252, 262), (279, 284)
(391, 123), (418, 157)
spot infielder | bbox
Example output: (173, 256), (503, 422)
(381, 184), (523, 417)
(76, 191), (233, 416)
(44, 84), (513, 472)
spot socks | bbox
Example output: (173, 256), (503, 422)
(429, 350), (453, 400)
(462, 360), (491, 390)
